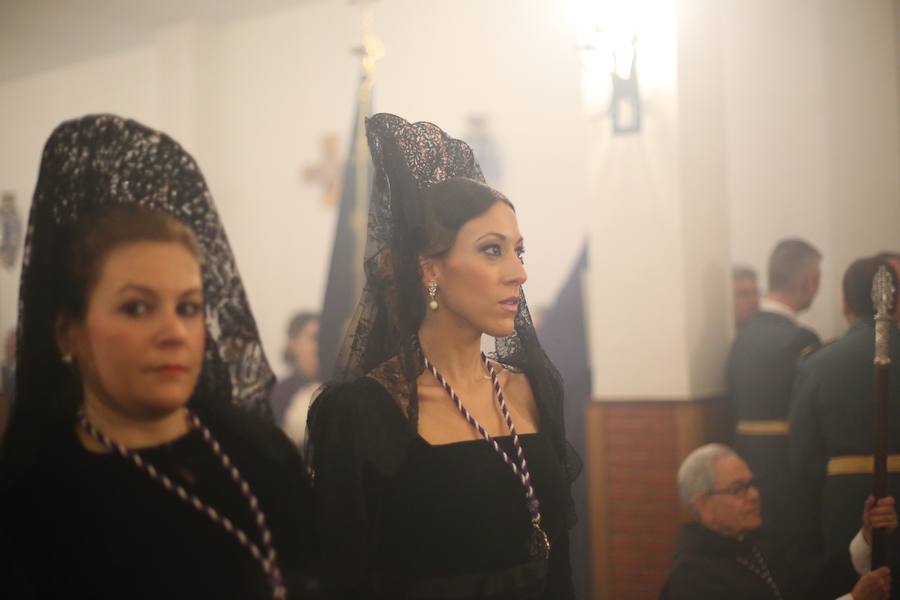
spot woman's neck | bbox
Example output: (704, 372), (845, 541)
(78, 393), (190, 452)
(418, 316), (486, 385)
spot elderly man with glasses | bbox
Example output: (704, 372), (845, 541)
(660, 444), (894, 600)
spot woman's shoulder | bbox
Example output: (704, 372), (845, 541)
(307, 365), (412, 477)
(309, 369), (406, 434)
(198, 406), (303, 467)
(489, 359), (533, 384)
(313, 375), (394, 412)
(315, 357), (410, 411)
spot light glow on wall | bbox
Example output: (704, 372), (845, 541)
(567, 0), (677, 116)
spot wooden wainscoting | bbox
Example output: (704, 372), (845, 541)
(586, 397), (731, 600)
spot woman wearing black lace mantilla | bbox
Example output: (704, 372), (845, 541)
(307, 113), (581, 599)
(0, 115), (320, 599)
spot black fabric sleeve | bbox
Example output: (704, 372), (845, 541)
(307, 382), (372, 598)
(306, 378), (410, 599)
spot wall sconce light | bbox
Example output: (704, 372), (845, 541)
(575, 11), (642, 135)
(570, 0), (676, 136)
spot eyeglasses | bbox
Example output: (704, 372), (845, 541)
(705, 479), (757, 497)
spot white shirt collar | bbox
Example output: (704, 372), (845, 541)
(759, 297), (797, 323)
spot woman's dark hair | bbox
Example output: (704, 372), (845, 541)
(282, 311), (319, 367)
(388, 177), (514, 335)
(419, 177), (514, 258)
(57, 205), (202, 322)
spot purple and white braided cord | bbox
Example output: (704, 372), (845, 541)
(421, 352), (542, 523)
(77, 409), (287, 600)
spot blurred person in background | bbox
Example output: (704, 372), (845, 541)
(733, 265), (760, 331)
(790, 257), (900, 586)
(270, 312), (321, 447)
(726, 238), (822, 555)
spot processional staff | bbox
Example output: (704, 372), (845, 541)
(871, 265), (895, 569)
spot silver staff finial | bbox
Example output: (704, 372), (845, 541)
(872, 265), (895, 366)
(873, 265), (896, 321)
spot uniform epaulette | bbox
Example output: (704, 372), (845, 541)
(800, 338), (835, 361)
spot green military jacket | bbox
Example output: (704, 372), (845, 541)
(790, 319), (900, 553)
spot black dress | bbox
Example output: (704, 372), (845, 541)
(0, 409), (321, 599)
(309, 376), (574, 600)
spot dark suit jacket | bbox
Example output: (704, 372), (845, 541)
(726, 310), (820, 551)
(659, 523), (857, 600)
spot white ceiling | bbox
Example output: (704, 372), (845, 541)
(0, 0), (320, 83)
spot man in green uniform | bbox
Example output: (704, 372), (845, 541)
(727, 239), (822, 553)
(790, 257), (900, 567)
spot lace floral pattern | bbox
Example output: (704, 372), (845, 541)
(373, 114), (484, 188)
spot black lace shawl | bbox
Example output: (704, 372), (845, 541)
(1, 114), (274, 475)
(308, 113), (581, 523)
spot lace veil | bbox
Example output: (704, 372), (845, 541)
(2, 114), (274, 472)
(326, 113), (581, 521)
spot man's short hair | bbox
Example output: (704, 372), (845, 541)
(768, 239), (821, 292)
(677, 444), (737, 518)
(843, 256), (899, 318)
(732, 265), (757, 281)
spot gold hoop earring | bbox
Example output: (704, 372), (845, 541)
(61, 353), (73, 365)
(427, 281), (439, 311)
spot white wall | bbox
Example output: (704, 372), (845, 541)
(586, 0), (693, 398)
(724, 0), (900, 341)
(0, 44), (161, 346)
(588, 0), (900, 399)
(0, 0), (590, 374)
(722, 0), (833, 335)
(822, 0), (900, 329)
(587, 0), (734, 399)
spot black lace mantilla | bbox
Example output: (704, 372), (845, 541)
(3, 114), (273, 470)
(369, 114), (485, 188)
(333, 114), (487, 393)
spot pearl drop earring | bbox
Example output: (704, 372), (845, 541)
(427, 281), (439, 310)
